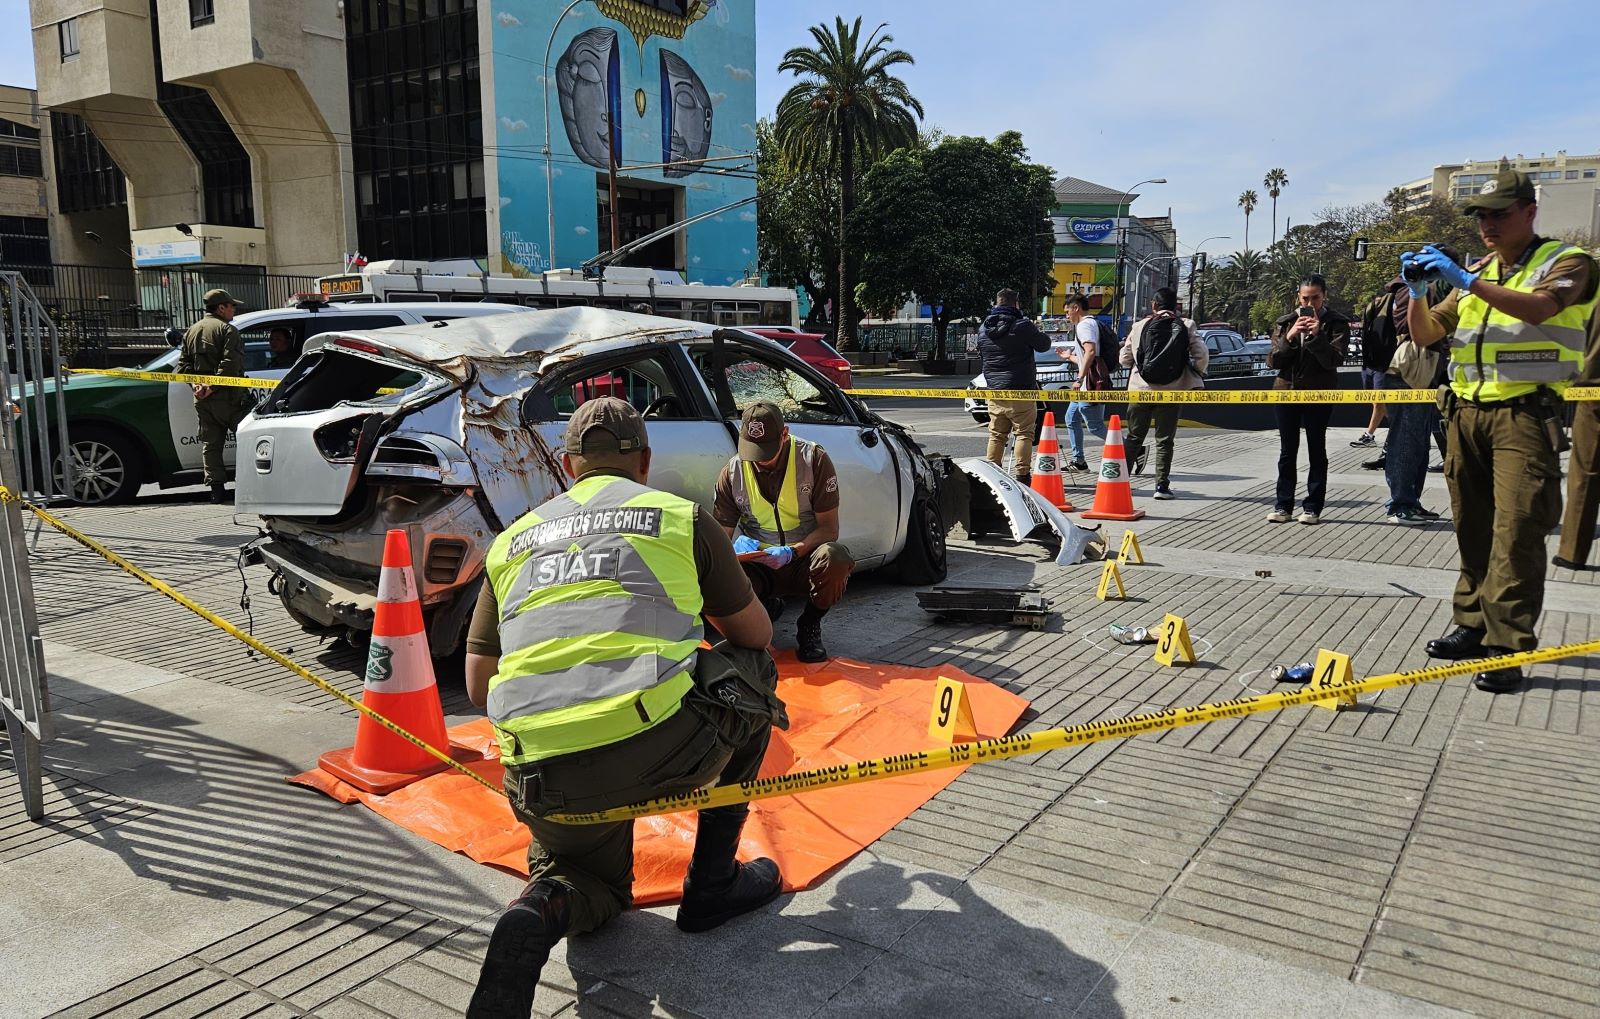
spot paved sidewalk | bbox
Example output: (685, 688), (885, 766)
(3, 428), (1595, 1017)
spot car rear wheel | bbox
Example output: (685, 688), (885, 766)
(55, 428), (144, 505)
(894, 497), (948, 585)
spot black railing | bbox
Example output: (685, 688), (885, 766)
(0, 262), (316, 367)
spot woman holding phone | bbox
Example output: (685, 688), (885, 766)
(1266, 275), (1351, 524)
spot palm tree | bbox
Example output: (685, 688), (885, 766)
(775, 17), (924, 350)
(1263, 168), (1288, 247)
(1238, 190), (1258, 251)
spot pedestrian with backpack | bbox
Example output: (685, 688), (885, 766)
(1056, 293), (1111, 470)
(1266, 275), (1351, 525)
(1118, 287), (1207, 500)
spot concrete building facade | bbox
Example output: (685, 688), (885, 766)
(1047, 176), (1177, 329)
(28, 0), (757, 283)
(1395, 152), (1600, 240)
(0, 84), (51, 270)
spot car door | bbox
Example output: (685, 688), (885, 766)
(522, 344), (736, 516)
(687, 336), (900, 567)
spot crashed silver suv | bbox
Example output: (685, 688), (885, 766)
(237, 308), (950, 656)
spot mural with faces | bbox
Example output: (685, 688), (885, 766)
(493, 0), (756, 282)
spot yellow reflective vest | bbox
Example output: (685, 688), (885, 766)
(1450, 238), (1598, 402)
(727, 437), (821, 546)
(483, 473), (702, 766)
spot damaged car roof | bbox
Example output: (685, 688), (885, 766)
(322, 306), (724, 381)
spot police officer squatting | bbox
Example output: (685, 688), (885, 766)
(1402, 169), (1599, 693)
(714, 400), (855, 663)
(462, 398), (792, 1019)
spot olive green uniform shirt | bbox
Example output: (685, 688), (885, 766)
(466, 470), (754, 656)
(177, 313), (245, 380)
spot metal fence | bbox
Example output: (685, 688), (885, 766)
(0, 262), (317, 368)
(0, 421), (52, 823)
(1, 271), (73, 503)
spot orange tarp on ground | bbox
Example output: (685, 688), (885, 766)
(292, 652), (1029, 906)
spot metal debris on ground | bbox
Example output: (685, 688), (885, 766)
(916, 585), (1053, 629)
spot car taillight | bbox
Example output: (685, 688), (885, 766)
(333, 336), (382, 354)
(823, 357), (849, 370)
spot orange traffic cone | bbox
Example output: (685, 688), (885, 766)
(318, 529), (473, 794)
(1030, 411), (1074, 511)
(1080, 413), (1146, 521)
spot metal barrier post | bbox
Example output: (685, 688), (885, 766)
(0, 444), (51, 820)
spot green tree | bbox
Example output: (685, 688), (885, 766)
(1238, 190), (1259, 251)
(755, 119), (840, 328)
(851, 133), (1056, 359)
(1198, 249), (1266, 331)
(1263, 168), (1289, 247)
(774, 17), (924, 350)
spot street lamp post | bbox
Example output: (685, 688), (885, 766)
(1183, 234), (1230, 318)
(1114, 177), (1166, 334)
(541, 0), (590, 272)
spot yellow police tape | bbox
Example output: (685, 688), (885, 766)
(66, 367), (280, 389)
(852, 385), (1600, 404)
(12, 485), (1598, 827)
(547, 639), (1600, 825)
(1, 488), (503, 795)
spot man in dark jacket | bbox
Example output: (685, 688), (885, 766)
(977, 288), (1051, 481)
(1265, 274), (1350, 525)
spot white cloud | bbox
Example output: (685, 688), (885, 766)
(738, 210), (756, 222)
(692, 256), (702, 264)
(725, 64), (754, 81)
(741, 123), (756, 136)
(709, 91), (727, 106)
(496, 12), (520, 27)
(499, 117), (528, 132)
(499, 196), (512, 208)
(741, 247), (751, 255)
(712, 216), (724, 223)
(574, 226), (590, 235)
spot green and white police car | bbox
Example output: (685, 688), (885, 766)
(27, 300), (532, 504)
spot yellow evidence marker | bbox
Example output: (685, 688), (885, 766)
(1307, 649), (1359, 710)
(1153, 613), (1197, 666)
(927, 676), (979, 743)
(1118, 530), (1145, 564)
(1096, 559), (1127, 601)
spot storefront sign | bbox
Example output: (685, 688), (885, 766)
(133, 240), (203, 266)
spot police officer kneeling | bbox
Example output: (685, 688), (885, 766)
(1404, 170), (1599, 693)
(465, 397), (788, 1018)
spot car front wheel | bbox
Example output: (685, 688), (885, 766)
(55, 428), (144, 505)
(894, 497), (948, 585)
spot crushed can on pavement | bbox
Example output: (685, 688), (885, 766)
(1268, 662), (1315, 684)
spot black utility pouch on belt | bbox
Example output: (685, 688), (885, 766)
(1536, 387), (1570, 454)
(688, 643), (790, 750)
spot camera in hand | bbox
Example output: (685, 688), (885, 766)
(1401, 244), (1464, 286)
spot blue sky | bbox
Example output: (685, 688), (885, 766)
(6, 0), (1598, 261)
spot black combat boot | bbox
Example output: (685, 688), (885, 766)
(1425, 625), (1485, 660)
(795, 605), (828, 663)
(676, 809), (782, 934)
(209, 483), (229, 505)
(1472, 648), (1524, 694)
(467, 879), (571, 1019)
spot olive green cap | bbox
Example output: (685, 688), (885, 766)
(202, 288), (241, 309)
(1460, 170), (1536, 212)
(564, 397), (648, 455)
(737, 400), (786, 461)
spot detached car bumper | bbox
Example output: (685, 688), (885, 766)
(252, 538), (378, 630)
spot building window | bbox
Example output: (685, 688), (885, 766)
(0, 119), (43, 178)
(346, 0), (486, 260)
(0, 216), (52, 271)
(51, 112), (127, 213)
(1585, 169), (1597, 179)
(190, 0), (214, 25)
(58, 18), (80, 60)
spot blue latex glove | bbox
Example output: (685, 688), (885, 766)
(732, 534), (761, 555)
(754, 545), (795, 569)
(1416, 244), (1476, 293)
(1399, 251), (1428, 300)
